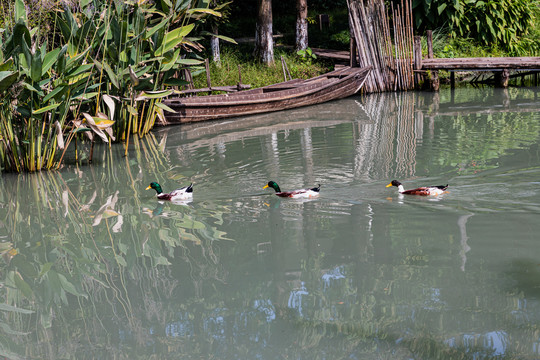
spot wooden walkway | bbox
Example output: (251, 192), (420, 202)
(314, 44), (540, 90)
(418, 56), (540, 90)
(313, 48), (540, 70)
(414, 33), (540, 89)
(421, 57), (540, 70)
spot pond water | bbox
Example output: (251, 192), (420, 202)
(1, 86), (540, 359)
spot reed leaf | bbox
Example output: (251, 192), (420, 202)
(1, 0), (223, 172)
(0, 71), (18, 91)
(33, 103), (61, 115)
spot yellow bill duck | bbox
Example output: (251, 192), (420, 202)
(264, 181), (320, 199)
(386, 180), (448, 196)
(146, 182), (193, 201)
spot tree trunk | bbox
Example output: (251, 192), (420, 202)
(295, 0), (308, 51)
(254, 0), (274, 65)
(210, 24), (221, 66)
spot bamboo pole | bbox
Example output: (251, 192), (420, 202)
(379, 0), (394, 89)
(347, 0), (415, 92)
(403, 0), (410, 88)
(398, 5), (410, 89)
(391, 3), (402, 91)
(406, 2), (414, 89)
(413, 36), (422, 87)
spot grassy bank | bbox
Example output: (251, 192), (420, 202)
(192, 45), (334, 90)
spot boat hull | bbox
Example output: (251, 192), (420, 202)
(160, 66), (371, 125)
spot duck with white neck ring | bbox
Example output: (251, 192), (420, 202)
(264, 181), (320, 199)
(386, 180), (448, 196)
(146, 182), (193, 201)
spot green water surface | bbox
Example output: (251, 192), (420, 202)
(1, 87), (540, 359)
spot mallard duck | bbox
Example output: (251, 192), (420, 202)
(146, 182), (193, 201)
(263, 181), (320, 198)
(386, 180), (448, 196)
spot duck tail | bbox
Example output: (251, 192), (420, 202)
(186, 183), (194, 193)
(311, 184), (321, 192)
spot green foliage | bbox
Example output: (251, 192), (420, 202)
(308, 8), (351, 50)
(330, 30), (351, 47)
(428, 29), (507, 58)
(427, 25), (538, 60)
(296, 47), (317, 64)
(411, 0), (539, 55)
(0, 18), (87, 172)
(453, 0), (536, 54)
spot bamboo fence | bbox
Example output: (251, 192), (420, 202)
(347, 0), (414, 92)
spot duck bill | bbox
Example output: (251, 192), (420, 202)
(385, 183), (393, 188)
(263, 185), (269, 189)
(146, 185), (152, 190)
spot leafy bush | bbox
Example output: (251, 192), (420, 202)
(297, 47), (317, 64)
(411, 0), (539, 55)
(330, 30), (351, 47)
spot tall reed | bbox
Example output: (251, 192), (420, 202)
(0, 0), (219, 172)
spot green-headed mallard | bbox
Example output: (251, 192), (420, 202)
(264, 181), (320, 198)
(146, 182), (193, 201)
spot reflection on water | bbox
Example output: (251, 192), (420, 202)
(1, 87), (540, 359)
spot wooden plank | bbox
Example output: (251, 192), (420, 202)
(426, 30), (434, 59)
(422, 57), (540, 70)
(176, 85), (251, 95)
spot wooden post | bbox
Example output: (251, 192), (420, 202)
(237, 65), (242, 90)
(450, 71), (455, 89)
(181, 68), (194, 90)
(426, 30), (434, 58)
(430, 70), (440, 91)
(349, 36), (358, 67)
(426, 30), (439, 91)
(280, 56), (288, 82)
(495, 69), (510, 87)
(413, 36), (422, 88)
(205, 58), (212, 89)
(502, 88), (510, 107)
(318, 14), (329, 31)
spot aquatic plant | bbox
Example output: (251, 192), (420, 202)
(0, 0), (222, 172)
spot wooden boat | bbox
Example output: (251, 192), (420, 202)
(160, 66), (371, 125)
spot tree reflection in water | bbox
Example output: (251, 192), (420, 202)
(1, 88), (540, 359)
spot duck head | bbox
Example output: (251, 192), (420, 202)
(386, 180), (402, 188)
(263, 181), (281, 193)
(146, 182), (163, 194)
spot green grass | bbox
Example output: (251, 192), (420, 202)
(191, 45), (334, 89)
